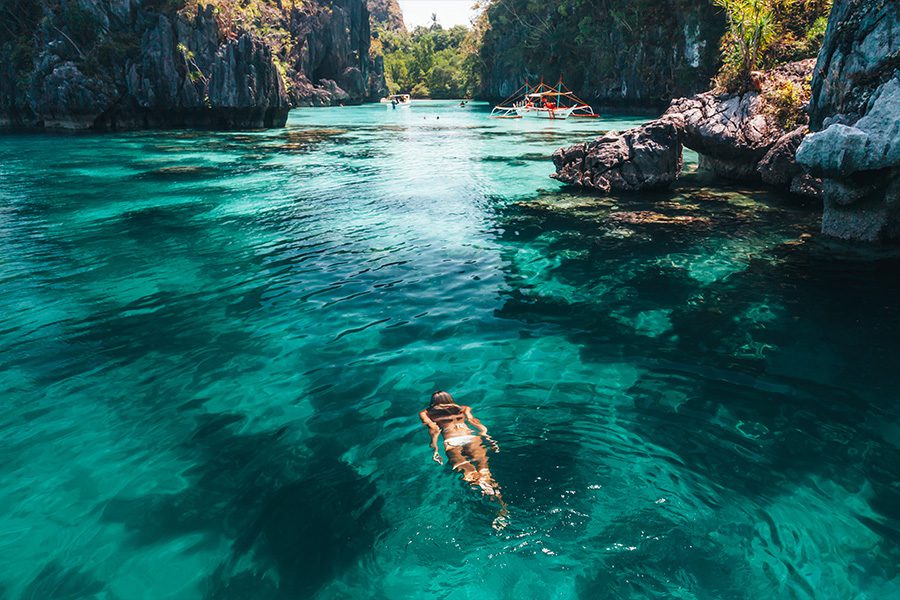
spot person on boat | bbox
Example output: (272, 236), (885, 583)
(420, 391), (508, 527)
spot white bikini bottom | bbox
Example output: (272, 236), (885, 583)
(445, 435), (477, 448)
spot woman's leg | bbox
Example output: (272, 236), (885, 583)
(444, 445), (478, 482)
(463, 439), (500, 495)
(463, 437), (490, 473)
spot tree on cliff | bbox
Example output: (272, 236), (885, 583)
(714, 0), (831, 90)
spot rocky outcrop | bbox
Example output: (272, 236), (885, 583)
(480, 0), (724, 107)
(365, 0), (401, 100)
(663, 59), (816, 184)
(796, 0), (900, 241)
(551, 120), (683, 192)
(548, 1), (898, 243)
(0, 0), (384, 131)
(550, 60), (821, 195)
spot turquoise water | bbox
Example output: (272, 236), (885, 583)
(1, 100), (899, 599)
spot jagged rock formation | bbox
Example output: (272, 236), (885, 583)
(552, 61), (815, 194)
(663, 59), (816, 182)
(289, 0), (384, 106)
(796, 0), (900, 242)
(368, 0), (405, 32)
(755, 125), (822, 198)
(1, 3), (290, 130)
(551, 121), (683, 192)
(480, 0), (725, 107)
(0, 0), (385, 131)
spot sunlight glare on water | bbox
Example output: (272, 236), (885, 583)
(0, 101), (898, 599)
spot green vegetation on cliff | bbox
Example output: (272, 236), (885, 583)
(476, 0), (831, 106)
(376, 22), (481, 98)
(715, 0), (831, 90)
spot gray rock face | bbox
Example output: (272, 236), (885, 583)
(2, 3), (290, 130)
(206, 34), (289, 127)
(549, 61), (814, 195)
(757, 126), (822, 198)
(796, 0), (900, 241)
(551, 120), (683, 192)
(0, 0), (383, 130)
(291, 0), (381, 105)
(807, 0), (900, 129)
(31, 62), (119, 130)
(758, 127), (808, 186)
(666, 92), (779, 162)
(480, 0), (725, 108)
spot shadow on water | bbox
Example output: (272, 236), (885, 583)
(102, 414), (386, 600)
(21, 562), (105, 600)
(486, 182), (900, 593)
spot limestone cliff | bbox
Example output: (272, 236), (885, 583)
(0, 0), (384, 131)
(288, 0), (384, 106)
(479, 0), (725, 107)
(796, 0), (899, 242)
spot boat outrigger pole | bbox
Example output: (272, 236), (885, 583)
(490, 77), (599, 120)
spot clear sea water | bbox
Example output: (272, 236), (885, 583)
(1, 100), (899, 599)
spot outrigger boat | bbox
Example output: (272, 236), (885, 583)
(380, 94), (411, 108)
(490, 78), (597, 120)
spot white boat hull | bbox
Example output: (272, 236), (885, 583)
(380, 97), (411, 107)
(514, 106), (575, 119)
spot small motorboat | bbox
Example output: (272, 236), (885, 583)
(380, 94), (412, 109)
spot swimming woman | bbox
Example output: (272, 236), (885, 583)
(419, 391), (507, 527)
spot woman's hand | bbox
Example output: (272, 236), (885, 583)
(432, 450), (443, 465)
(485, 435), (500, 453)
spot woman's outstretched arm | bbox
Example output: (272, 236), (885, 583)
(419, 410), (443, 464)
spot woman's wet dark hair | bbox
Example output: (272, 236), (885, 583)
(430, 390), (455, 406)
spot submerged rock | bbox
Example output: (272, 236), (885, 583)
(796, 0), (900, 241)
(606, 211), (710, 226)
(551, 120), (683, 192)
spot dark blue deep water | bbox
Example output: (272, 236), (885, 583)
(1, 101), (899, 599)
